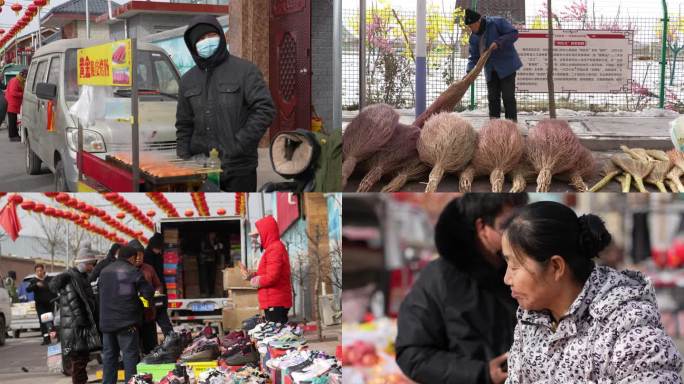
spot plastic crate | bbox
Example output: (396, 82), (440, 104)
(186, 361), (218, 377)
(135, 363), (175, 382)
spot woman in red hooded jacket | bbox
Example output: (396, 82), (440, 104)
(5, 69), (27, 142)
(241, 215), (292, 324)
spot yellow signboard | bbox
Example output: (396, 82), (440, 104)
(77, 39), (132, 86)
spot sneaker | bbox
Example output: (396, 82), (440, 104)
(224, 344), (259, 366)
(158, 364), (190, 384)
(128, 373), (154, 384)
(141, 333), (182, 364)
(290, 359), (335, 382)
(180, 342), (220, 363)
(197, 367), (230, 384)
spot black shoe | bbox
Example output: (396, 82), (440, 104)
(141, 335), (182, 364)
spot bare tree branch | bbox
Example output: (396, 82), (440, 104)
(33, 215), (66, 272)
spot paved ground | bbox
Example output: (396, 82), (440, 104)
(0, 126), (285, 192)
(343, 111), (679, 193)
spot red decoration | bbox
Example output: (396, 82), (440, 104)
(9, 194), (23, 204)
(217, 208), (226, 216)
(184, 209), (194, 217)
(33, 204), (45, 213)
(20, 201), (35, 211)
(11, 3), (22, 16)
(34, 0), (46, 6)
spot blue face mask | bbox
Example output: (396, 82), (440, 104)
(196, 36), (220, 59)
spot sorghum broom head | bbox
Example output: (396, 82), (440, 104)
(471, 119), (524, 192)
(589, 160), (621, 192)
(459, 165), (482, 192)
(667, 149), (684, 172)
(342, 103), (399, 187)
(418, 112), (477, 192)
(616, 172), (632, 193)
(646, 149), (670, 162)
(566, 147), (596, 192)
(526, 119), (584, 192)
(357, 123), (421, 192)
(413, 48), (493, 128)
(381, 158), (431, 192)
(611, 153), (654, 192)
(645, 159), (673, 192)
(508, 160), (536, 193)
(620, 145), (651, 163)
(666, 166), (684, 192)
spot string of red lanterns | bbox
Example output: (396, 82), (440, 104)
(146, 193), (179, 218)
(46, 192), (146, 243)
(0, 0), (49, 51)
(102, 193), (155, 230)
(21, 198), (129, 245)
(191, 192), (209, 217)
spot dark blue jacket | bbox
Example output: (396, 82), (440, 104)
(467, 16), (523, 82)
(98, 259), (153, 333)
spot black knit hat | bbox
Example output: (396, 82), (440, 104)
(127, 239), (145, 253)
(465, 9), (481, 25)
(148, 232), (164, 250)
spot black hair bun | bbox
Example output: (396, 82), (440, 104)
(577, 214), (612, 259)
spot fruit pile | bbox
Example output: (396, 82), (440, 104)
(341, 340), (379, 367)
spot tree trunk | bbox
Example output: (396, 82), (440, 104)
(670, 49), (679, 86)
(547, 0), (557, 118)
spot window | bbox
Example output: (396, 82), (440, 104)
(32, 60), (48, 93)
(47, 56), (61, 87)
(153, 54), (179, 96)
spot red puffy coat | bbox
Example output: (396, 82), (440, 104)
(255, 216), (292, 310)
(6, 77), (24, 114)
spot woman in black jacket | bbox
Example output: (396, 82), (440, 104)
(50, 252), (100, 384)
(395, 194), (528, 384)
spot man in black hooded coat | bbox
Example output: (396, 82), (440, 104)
(396, 194), (528, 384)
(176, 15), (276, 192)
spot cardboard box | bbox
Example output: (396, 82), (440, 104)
(222, 307), (261, 331)
(163, 229), (179, 244)
(223, 267), (251, 289)
(231, 289), (259, 308)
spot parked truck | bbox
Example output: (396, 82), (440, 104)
(157, 215), (249, 327)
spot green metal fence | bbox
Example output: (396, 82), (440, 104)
(342, 6), (681, 112)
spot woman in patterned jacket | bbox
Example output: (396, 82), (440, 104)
(502, 201), (682, 383)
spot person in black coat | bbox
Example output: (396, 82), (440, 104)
(27, 263), (57, 344)
(176, 15), (276, 192)
(142, 233), (173, 336)
(50, 252), (100, 384)
(396, 194), (528, 384)
(88, 243), (121, 284)
(99, 246), (154, 384)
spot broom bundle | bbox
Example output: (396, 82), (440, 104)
(645, 158), (672, 192)
(467, 119), (525, 192)
(617, 173), (632, 193)
(357, 123), (421, 192)
(508, 156), (536, 193)
(560, 147), (596, 192)
(667, 149), (684, 192)
(458, 166), (484, 192)
(380, 158), (431, 192)
(526, 119), (584, 192)
(589, 160), (621, 192)
(418, 112), (477, 192)
(611, 153), (653, 192)
(342, 104), (399, 187)
(413, 48), (493, 128)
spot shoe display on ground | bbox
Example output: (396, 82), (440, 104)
(179, 341), (220, 363)
(127, 373), (154, 384)
(224, 344), (260, 366)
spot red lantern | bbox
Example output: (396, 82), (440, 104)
(184, 209), (194, 217)
(76, 201), (86, 210)
(11, 3), (22, 16)
(34, 0), (45, 6)
(104, 192), (118, 201)
(20, 201), (35, 210)
(9, 194), (23, 204)
(216, 208), (226, 216)
(27, 4), (36, 13)
(116, 212), (125, 220)
(34, 204), (45, 213)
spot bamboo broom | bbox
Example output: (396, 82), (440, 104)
(526, 119), (584, 192)
(589, 160), (621, 192)
(418, 112), (477, 192)
(380, 158), (431, 192)
(342, 104), (399, 187)
(645, 159), (672, 193)
(611, 153), (654, 192)
(357, 123), (421, 192)
(617, 173), (632, 193)
(469, 119), (525, 192)
(508, 160), (536, 193)
(558, 147), (596, 192)
(413, 48), (494, 128)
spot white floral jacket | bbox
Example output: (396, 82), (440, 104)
(507, 265), (683, 384)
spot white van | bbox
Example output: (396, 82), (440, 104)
(22, 39), (181, 191)
(0, 278), (12, 346)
